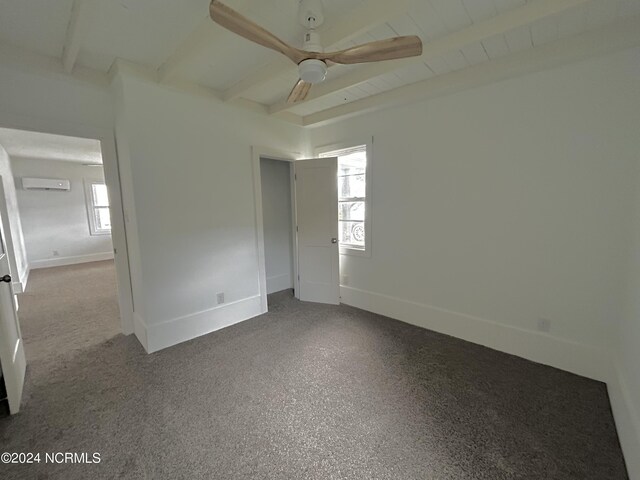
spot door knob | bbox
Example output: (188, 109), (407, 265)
(331, 238), (337, 244)
(1, 274), (11, 283)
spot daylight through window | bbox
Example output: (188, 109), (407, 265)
(87, 182), (111, 235)
(321, 145), (367, 251)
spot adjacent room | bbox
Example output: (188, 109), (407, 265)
(0, 128), (122, 362)
(0, 0), (639, 479)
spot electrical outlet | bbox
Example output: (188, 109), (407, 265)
(537, 318), (551, 333)
(216, 292), (225, 305)
(52, 250), (59, 257)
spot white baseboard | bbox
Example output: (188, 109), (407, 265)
(133, 312), (149, 353)
(608, 364), (640, 480)
(30, 252), (114, 269)
(267, 273), (293, 295)
(340, 286), (609, 382)
(138, 295), (264, 354)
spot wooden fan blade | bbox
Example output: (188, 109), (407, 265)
(210, 1), (306, 64)
(287, 79), (312, 104)
(319, 36), (422, 64)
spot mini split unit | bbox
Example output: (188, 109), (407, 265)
(21, 177), (71, 191)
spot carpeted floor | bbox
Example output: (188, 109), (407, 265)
(17, 260), (121, 362)
(0, 272), (629, 479)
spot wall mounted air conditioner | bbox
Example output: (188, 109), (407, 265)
(22, 177), (71, 191)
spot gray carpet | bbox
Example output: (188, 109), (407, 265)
(18, 260), (121, 362)
(0, 281), (629, 479)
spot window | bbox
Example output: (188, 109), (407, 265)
(85, 181), (111, 235)
(319, 143), (370, 255)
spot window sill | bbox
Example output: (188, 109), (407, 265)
(339, 247), (370, 258)
(90, 230), (112, 237)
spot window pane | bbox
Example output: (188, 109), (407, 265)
(339, 201), (365, 221)
(337, 149), (366, 165)
(92, 183), (109, 207)
(338, 164), (366, 176)
(338, 174), (365, 199)
(321, 144), (367, 251)
(339, 221), (365, 247)
(94, 207), (111, 231)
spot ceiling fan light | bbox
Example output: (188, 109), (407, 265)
(298, 59), (327, 84)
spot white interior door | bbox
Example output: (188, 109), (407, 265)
(0, 222), (26, 414)
(294, 157), (339, 304)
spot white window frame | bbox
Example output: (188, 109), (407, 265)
(316, 138), (372, 257)
(84, 179), (111, 236)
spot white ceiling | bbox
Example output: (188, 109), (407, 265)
(0, 0), (639, 122)
(0, 128), (103, 164)
(0, 0), (74, 59)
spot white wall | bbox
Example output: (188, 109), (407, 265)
(113, 71), (304, 352)
(260, 157), (294, 294)
(311, 47), (640, 475)
(311, 47), (640, 380)
(11, 157), (113, 268)
(0, 46), (133, 334)
(0, 46), (113, 130)
(0, 144), (29, 291)
(610, 158), (640, 480)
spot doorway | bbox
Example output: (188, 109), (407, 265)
(0, 127), (128, 365)
(259, 157), (296, 304)
(253, 147), (341, 311)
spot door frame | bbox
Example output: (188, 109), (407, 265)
(251, 146), (301, 313)
(0, 112), (134, 335)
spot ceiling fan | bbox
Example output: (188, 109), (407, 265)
(209, 0), (423, 104)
